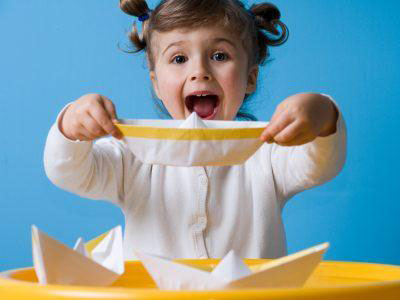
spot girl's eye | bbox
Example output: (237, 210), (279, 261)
(172, 55), (187, 64)
(212, 52), (228, 61)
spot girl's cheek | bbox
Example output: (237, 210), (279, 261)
(158, 69), (181, 96)
(223, 69), (248, 119)
(225, 70), (246, 99)
(157, 69), (185, 119)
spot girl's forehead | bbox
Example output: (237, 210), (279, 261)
(151, 26), (241, 52)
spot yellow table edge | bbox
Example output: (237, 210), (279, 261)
(1, 260), (400, 300)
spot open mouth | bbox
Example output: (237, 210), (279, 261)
(185, 93), (220, 119)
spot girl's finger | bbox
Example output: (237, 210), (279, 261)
(260, 107), (287, 142)
(261, 112), (293, 142)
(101, 96), (118, 121)
(75, 123), (98, 141)
(103, 100), (123, 139)
(102, 99), (123, 139)
(80, 112), (108, 138)
(279, 132), (316, 147)
(273, 119), (303, 144)
(274, 133), (302, 146)
(88, 101), (122, 139)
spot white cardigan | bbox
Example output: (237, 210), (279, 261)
(44, 100), (346, 260)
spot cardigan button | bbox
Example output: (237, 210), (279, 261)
(198, 216), (207, 226)
(199, 176), (208, 186)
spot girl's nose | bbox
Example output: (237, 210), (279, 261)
(190, 73), (212, 81)
(190, 61), (212, 82)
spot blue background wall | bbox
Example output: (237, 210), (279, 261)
(1, 0), (399, 271)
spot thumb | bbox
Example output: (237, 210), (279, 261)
(101, 96), (118, 122)
(260, 110), (280, 143)
(260, 124), (274, 143)
(99, 96), (123, 139)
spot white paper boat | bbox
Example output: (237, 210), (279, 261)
(134, 243), (329, 290)
(115, 112), (267, 166)
(31, 225), (124, 286)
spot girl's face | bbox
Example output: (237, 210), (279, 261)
(149, 26), (258, 120)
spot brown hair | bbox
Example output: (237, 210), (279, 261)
(120, 0), (288, 69)
(119, 0), (289, 120)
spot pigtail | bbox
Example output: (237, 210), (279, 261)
(119, 0), (151, 52)
(249, 3), (288, 65)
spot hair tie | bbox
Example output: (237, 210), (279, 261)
(138, 12), (150, 22)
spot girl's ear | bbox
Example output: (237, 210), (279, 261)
(246, 65), (259, 94)
(150, 71), (162, 99)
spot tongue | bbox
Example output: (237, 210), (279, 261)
(193, 97), (215, 118)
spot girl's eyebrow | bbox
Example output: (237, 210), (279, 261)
(161, 37), (237, 56)
(212, 38), (237, 49)
(162, 41), (186, 55)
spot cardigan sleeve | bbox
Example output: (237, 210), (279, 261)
(270, 94), (347, 205)
(43, 103), (149, 209)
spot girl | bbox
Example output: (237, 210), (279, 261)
(44, 0), (346, 260)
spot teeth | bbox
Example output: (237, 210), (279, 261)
(195, 94), (210, 97)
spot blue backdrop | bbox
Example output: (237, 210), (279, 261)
(1, 0), (399, 271)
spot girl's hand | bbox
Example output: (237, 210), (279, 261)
(260, 93), (338, 146)
(60, 94), (123, 141)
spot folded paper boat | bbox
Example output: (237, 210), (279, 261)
(115, 112), (268, 166)
(134, 242), (329, 290)
(30, 224), (328, 290)
(31, 225), (124, 286)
